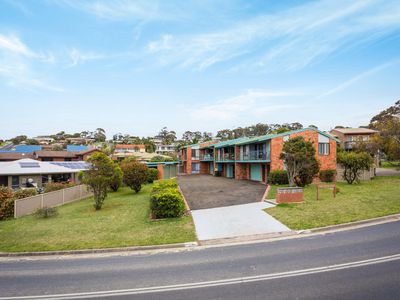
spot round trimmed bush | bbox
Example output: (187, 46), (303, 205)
(150, 188), (185, 219)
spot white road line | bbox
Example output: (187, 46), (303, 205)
(1, 253), (400, 299)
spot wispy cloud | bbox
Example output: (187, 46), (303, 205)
(0, 33), (64, 92)
(319, 59), (400, 98)
(68, 48), (105, 67)
(188, 89), (302, 122)
(146, 0), (400, 71)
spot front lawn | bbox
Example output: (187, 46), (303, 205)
(0, 185), (196, 252)
(266, 176), (400, 230)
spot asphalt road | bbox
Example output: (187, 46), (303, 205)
(1, 221), (400, 299)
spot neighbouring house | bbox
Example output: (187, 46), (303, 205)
(112, 151), (171, 162)
(178, 128), (338, 182)
(0, 152), (34, 162)
(329, 127), (379, 150)
(155, 144), (176, 155)
(0, 158), (89, 189)
(115, 144), (146, 153)
(33, 149), (102, 162)
(66, 137), (95, 145)
(32, 136), (54, 145)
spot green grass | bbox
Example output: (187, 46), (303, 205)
(0, 185), (196, 252)
(381, 161), (400, 170)
(266, 176), (400, 230)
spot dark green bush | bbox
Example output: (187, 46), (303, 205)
(267, 170), (289, 185)
(13, 188), (38, 199)
(0, 186), (14, 220)
(35, 206), (58, 218)
(147, 168), (159, 183)
(319, 169), (336, 182)
(150, 188), (185, 218)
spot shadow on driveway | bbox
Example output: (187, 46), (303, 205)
(178, 175), (267, 210)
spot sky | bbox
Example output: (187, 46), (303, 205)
(0, 0), (399, 140)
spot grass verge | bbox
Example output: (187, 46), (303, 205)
(0, 185), (196, 252)
(266, 176), (400, 230)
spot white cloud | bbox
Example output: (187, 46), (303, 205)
(0, 33), (35, 56)
(146, 0), (400, 71)
(0, 33), (64, 92)
(68, 48), (105, 67)
(188, 90), (302, 122)
(319, 59), (400, 98)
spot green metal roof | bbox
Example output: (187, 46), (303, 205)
(213, 137), (251, 148)
(236, 128), (340, 145)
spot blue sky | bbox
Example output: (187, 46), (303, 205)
(0, 0), (399, 139)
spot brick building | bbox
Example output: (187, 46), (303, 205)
(178, 128), (338, 182)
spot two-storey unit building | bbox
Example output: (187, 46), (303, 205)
(179, 128), (338, 182)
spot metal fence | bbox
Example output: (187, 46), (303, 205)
(14, 185), (93, 218)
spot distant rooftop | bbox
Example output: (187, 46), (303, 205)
(331, 128), (378, 134)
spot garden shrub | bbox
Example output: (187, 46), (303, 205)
(150, 188), (185, 218)
(13, 188), (38, 199)
(109, 165), (123, 192)
(35, 206), (58, 218)
(267, 170), (289, 185)
(0, 186), (14, 220)
(319, 170), (336, 182)
(151, 178), (178, 194)
(147, 168), (159, 183)
(120, 159), (148, 193)
(44, 182), (74, 193)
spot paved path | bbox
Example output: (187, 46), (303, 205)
(376, 167), (400, 176)
(191, 202), (290, 241)
(178, 175), (266, 210)
(1, 221), (399, 299)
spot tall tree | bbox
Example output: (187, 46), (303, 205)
(280, 136), (320, 187)
(158, 127), (176, 145)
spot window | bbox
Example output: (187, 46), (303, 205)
(318, 143), (330, 155)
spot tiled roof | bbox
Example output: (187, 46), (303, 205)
(115, 144), (145, 149)
(330, 128), (378, 134)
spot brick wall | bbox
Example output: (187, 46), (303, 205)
(235, 163), (249, 180)
(270, 130), (337, 172)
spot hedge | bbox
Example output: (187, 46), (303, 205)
(147, 168), (159, 183)
(267, 170), (289, 185)
(150, 179), (185, 219)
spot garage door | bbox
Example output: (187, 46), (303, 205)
(163, 165), (170, 179)
(250, 164), (261, 181)
(210, 162), (214, 175)
(226, 164), (234, 178)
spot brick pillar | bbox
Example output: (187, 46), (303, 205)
(270, 137), (284, 171)
(186, 147), (192, 175)
(157, 164), (164, 180)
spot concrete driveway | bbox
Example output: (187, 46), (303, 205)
(178, 175), (290, 241)
(178, 175), (267, 210)
(191, 202), (290, 241)
(376, 168), (400, 176)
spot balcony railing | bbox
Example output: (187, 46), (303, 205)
(241, 150), (268, 161)
(217, 153), (235, 161)
(200, 153), (214, 161)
